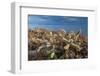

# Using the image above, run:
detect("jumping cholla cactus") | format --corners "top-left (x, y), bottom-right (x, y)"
top-left (28, 28), bottom-right (88, 60)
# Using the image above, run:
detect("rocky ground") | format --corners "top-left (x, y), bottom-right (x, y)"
top-left (28, 28), bottom-right (88, 60)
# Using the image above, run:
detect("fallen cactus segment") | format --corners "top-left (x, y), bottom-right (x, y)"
top-left (28, 28), bottom-right (88, 60)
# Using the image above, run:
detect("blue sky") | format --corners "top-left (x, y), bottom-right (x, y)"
top-left (28, 15), bottom-right (88, 36)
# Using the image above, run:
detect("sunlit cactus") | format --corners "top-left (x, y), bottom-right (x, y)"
top-left (28, 28), bottom-right (88, 60)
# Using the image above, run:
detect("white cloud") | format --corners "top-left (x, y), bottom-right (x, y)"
top-left (63, 17), bottom-right (78, 21)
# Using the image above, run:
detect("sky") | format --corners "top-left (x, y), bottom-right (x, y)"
top-left (28, 15), bottom-right (88, 36)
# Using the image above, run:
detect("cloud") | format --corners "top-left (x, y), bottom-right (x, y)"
top-left (63, 17), bottom-right (79, 21)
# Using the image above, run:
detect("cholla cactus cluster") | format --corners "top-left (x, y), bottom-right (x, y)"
top-left (28, 28), bottom-right (88, 60)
